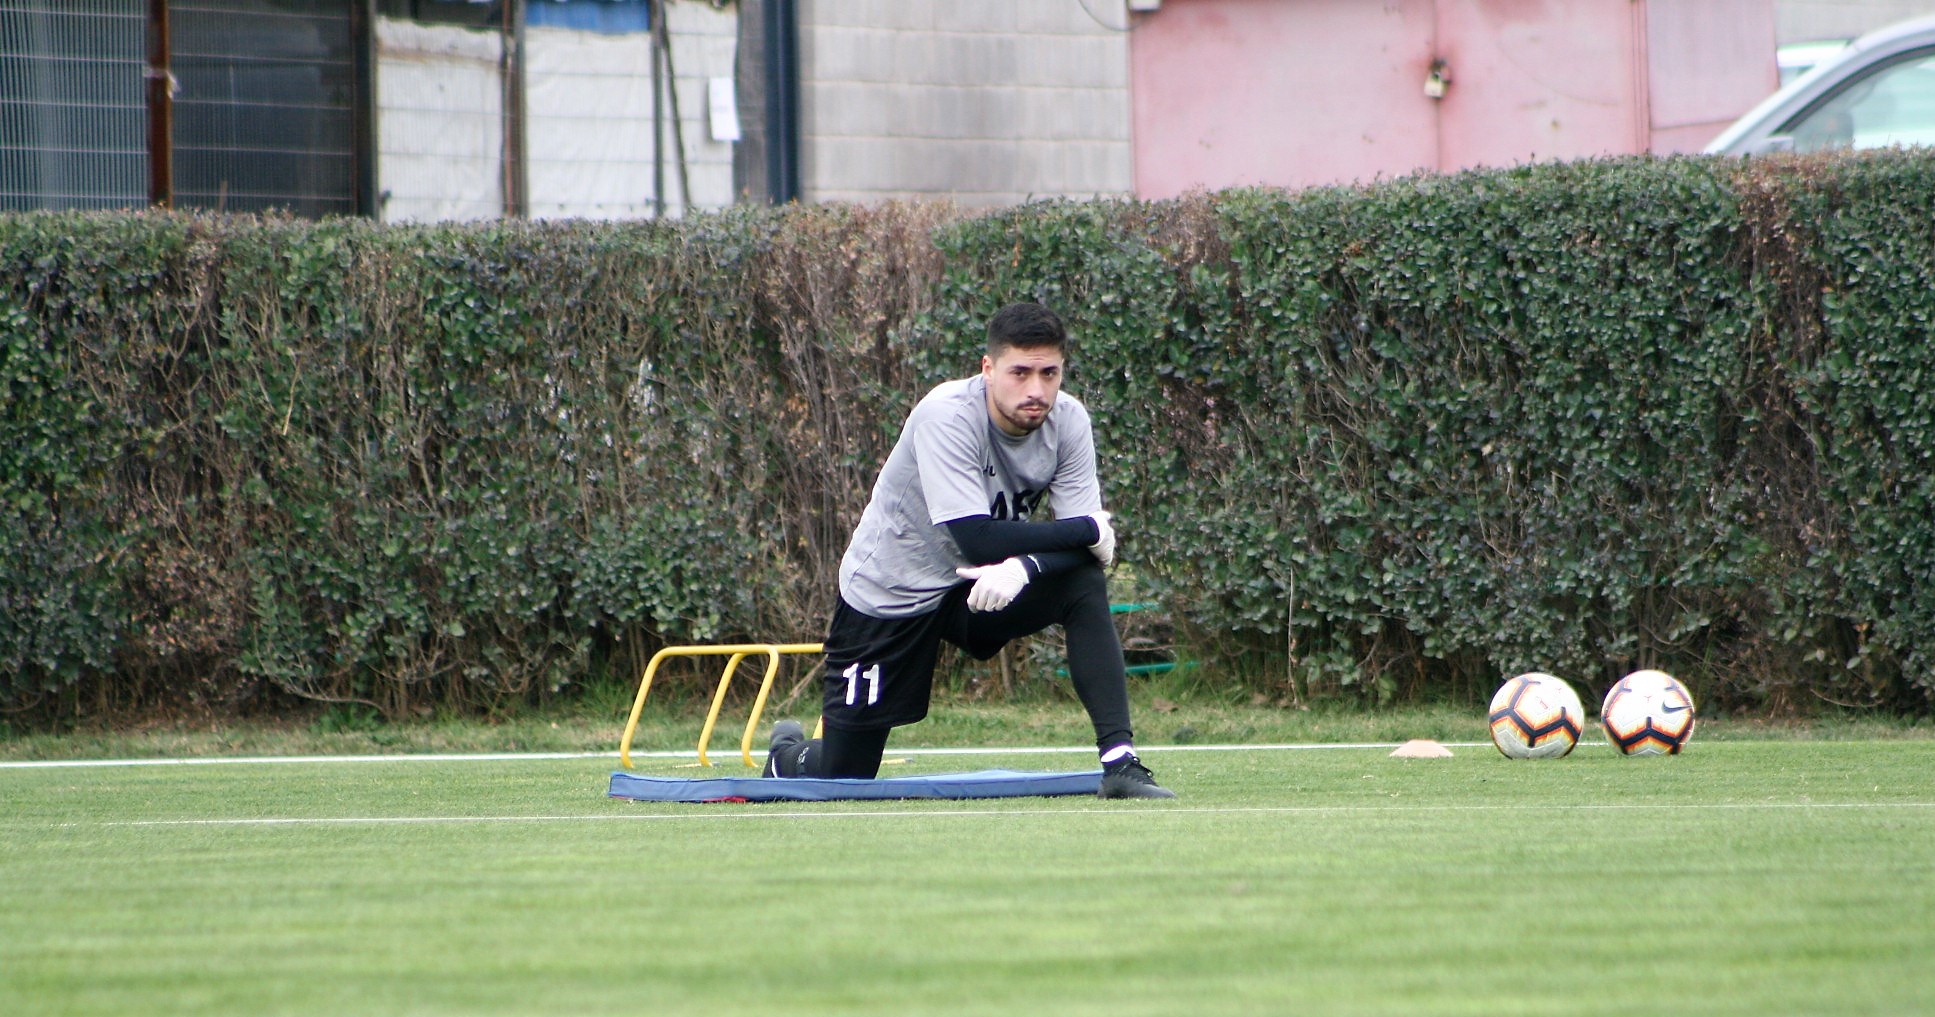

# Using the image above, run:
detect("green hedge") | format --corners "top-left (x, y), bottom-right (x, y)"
top-left (0, 204), bottom-right (948, 718)
top-left (4, 152), bottom-right (1934, 722)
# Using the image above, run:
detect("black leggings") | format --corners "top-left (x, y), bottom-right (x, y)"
top-left (803, 563), bottom-right (1132, 778)
top-left (801, 726), bottom-right (894, 779)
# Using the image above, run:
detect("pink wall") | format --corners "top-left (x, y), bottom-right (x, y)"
top-left (1131, 0), bottom-right (1439, 197)
top-left (1644, 0), bottom-right (1781, 153)
top-left (1131, 0), bottom-right (1777, 197)
top-left (1432, 0), bottom-right (1645, 168)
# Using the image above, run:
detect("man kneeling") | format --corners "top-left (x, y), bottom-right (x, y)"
top-left (764, 301), bottom-right (1173, 800)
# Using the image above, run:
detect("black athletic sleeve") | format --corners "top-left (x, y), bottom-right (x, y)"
top-left (942, 514), bottom-right (1100, 565)
top-left (1015, 549), bottom-right (1098, 581)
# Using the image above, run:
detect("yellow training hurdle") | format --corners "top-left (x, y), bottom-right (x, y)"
top-left (618, 642), bottom-right (824, 769)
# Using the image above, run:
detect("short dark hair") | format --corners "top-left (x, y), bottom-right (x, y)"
top-left (986, 302), bottom-right (1067, 358)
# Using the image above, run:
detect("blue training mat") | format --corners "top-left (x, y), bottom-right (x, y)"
top-left (608, 768), bottom-right (1102, 803)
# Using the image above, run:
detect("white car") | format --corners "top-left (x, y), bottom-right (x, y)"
top-left (1706, 14), bottom-right (1935, 155)
top-left (1778, 39), bottom-right (1849, 86)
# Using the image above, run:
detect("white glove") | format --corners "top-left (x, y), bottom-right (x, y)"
top-left (1088, 511), bottom-right (1116, 568)
top-left (956, 557), bottom-right (1031, 612)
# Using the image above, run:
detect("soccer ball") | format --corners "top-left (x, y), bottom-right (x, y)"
top-left (1600, 669), bottom-right (1696, 755)
top-left (1487, 672), bottom-right (1586, 759)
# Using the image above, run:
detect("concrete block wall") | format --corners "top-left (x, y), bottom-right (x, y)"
top-left (1777, 0), bottom-right (1934, 43)
top-left (525, 1), bottom-right (738, 219)
top-left (376, 18), bottom-right (505, 223)
top-left (663, 2), bottom-right (743, 211)
top-left (799, 0), bottom-right (1134, 206)
top-left (376, 1), bottom-right (737, 224)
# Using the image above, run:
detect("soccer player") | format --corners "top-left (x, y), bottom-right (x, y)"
top-left (763, 301), bottom-right (1173, 799)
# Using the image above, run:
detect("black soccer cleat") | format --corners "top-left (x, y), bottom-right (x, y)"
top-left (1098, 754), bottom-right (1176, 799)
top-left (762, 720), bottom-right (806, 778)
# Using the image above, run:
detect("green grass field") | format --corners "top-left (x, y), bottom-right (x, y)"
top-left (4, 731), bottom-right (1931, 1017)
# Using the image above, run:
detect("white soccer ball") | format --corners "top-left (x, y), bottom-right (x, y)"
top-left (1487, 672), bottom-right (1586, 759)
top-left (1600, 669), bottom-right (1696, 755)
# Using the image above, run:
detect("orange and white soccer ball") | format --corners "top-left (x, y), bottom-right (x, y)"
top-left (1600, 669), bottom-right (1697, 755)
top-left (1487, 672), bottom-right (1586, 759)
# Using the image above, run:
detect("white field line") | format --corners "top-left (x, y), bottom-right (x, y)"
top-left (0, 741), bottom-right (1523, 770)
top-left (0, 751), bottom-right (619, 769)
top-left (102, 800), bottom-right (1935, 829)
top-left (8, 742), bottom-right (1921, 828)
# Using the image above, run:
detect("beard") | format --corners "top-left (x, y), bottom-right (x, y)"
top-left (996, 400), bottom-right (1050, 434)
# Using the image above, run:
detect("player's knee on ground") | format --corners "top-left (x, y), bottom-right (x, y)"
top-left (812, 726), bottom-right (891, 779)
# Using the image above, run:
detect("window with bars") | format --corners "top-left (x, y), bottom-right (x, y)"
top-left (169, 0), bottom-right (360, 215)
top-left (0, 0), bottom-right (365, 217)
top-left (0, 0), bottom-right (147, 211)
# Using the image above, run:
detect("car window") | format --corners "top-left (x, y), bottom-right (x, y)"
top-left (1778, 40), bottom-right (1850, 86)
top-left (1779, 49), bottom-right (1935, 152)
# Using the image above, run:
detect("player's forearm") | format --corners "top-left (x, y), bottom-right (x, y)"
top-left (942, 515), bottom-right (1100, 565)
top-left (1015, 549), bottom-right (1098, 580)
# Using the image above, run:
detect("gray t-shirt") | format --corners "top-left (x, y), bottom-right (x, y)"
top-left (838, 375), bottom-right (1104, 618)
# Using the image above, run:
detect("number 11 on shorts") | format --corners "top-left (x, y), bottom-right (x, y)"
top-left (843, 662), bottom-right (881, 707)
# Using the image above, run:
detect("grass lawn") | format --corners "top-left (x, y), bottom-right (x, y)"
top-left (4, 710), bottom-right (1931, 1016)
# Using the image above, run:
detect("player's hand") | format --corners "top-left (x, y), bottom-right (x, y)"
top-left (956, 558), bottom-right (1030, 612)
top-left (1088, 511), bottom-right (1116, 568)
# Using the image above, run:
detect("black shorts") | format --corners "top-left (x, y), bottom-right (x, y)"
top-left (820, 568), bottom-right (1098, 731)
